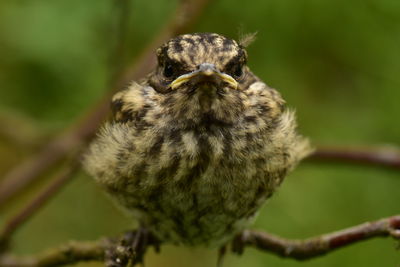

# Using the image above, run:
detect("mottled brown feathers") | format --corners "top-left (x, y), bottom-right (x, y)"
top-left (84, 33), bottom-right (311, 247)
top-left (149, 33), bottom-right (255, 93)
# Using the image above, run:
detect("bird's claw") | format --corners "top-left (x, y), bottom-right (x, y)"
top-left (105, 227), bottom-right (160, 267)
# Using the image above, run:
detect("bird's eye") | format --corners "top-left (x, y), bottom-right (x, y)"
top-left (163, 64), bottom-right (174, 78)
top-left (234, 65), bottom-right (243, 78)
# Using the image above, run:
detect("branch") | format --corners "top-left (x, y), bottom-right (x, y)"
top-left (0, 160), bottom-right (81, 251)
top-left (0, 240), bottom-right (107, 267)
top-left (233, 215), bottom-right (400, 260)
top-left (0, 0), bottom-right (215, 208)
top-left (0, 111), bottom-right (45, 148)
top-left (0, 100), bottom-right (108, 208)
top-left (118, 0), bottom-right (214, 86)
top-left (0, 215), bottom-right (398, 266)
top-left (309, 146), bottom-right (400, 170)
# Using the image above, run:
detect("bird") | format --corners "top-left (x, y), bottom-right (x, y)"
top-left (84, 32), bottom-right (311, 250)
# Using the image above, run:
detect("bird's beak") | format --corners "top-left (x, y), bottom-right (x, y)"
top-left (170, 63), bottom-right (238, 90)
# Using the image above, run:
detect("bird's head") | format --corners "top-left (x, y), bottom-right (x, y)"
top-left (147, 33), bottom-right (260, 126)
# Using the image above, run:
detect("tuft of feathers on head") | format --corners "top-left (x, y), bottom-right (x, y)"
top-left (238, 31), bottom-right (257, 47)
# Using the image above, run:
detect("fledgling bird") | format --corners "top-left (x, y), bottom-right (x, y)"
top-left (84, 33), bottom-right (311, 248)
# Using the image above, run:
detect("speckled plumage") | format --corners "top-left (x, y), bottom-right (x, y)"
top-left (84, 33), bottom-right (311, 247)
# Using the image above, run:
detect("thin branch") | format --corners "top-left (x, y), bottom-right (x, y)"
top-left (0, 160), bottom-right (81, 251)
top-left (233, 215), bottom-right (400, 260)
top-left (0, 0), bottom-right (215, 256)
top-left (0, 0), bottom-right (132, 208)
top-left (0, 0), bottom-right (214, 208)
top-left (118, 0), bottom-right (214, 87)
top-left (0, 240), bottom-right (107, 267)
top-left (2, 0), bottom-right (397, 263)
top-left (0, 111), bottom-right (45, 148)
top-left (104, 228), bottom-right (160, 267)
top-left (109, 0), bottom-right (131, 88)
top-left (309, 146), bottom-right (400, 170)
top-left (0, 99), bottom-right (108, 208)
top-left (0, 7), bottom-right (140, 253)
top-left (0, 215), bottom-right (398, 266)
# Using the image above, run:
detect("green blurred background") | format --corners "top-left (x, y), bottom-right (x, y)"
top-left (0, 0), bottom-right (399, 266)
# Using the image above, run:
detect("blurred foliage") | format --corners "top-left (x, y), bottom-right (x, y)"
top-left (0, 0), bottom-right (399, 266)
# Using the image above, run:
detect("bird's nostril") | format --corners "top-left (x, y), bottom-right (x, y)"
top-left (198, 63), bottom-right (218, 73)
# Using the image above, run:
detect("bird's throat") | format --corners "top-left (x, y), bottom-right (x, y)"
top-left (197, 84), bottom-right (216, 112)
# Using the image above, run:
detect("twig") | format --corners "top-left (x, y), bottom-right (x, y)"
top-left (0, 0), bottom-right (215, 256)
top-left (233, 215), bottom-right (400, 260)
top-left (0, 0), bottom-right (214, 209)
top-left (118, 0), bottom-right (214, 87)
top-left (0, 160), bottom-right (81, 251)
top-left (0, 0), bottom-right (133, 208)
top-left (0, 0), bottom-right (133, 252)
top-left (0, 0), bottom-right (132, 208)
top-left (0, 240), bottom-right (107, 267)
top-left (0, 215), bottom-right (398, 266)
top-left (105, 228), bottom-right (160, 267)
top-left (0, 99), bottom-right (109, 208)
top-left (309, 146), bottom-right (400, 170)
top-left (0, 111), bottom-right (45, 148)
top-left (109, 0), bottom-right (131, 88)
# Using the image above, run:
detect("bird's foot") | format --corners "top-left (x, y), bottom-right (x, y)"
top-left (217, 245), bottom-right (227, 267)
top-left (105, 227), bottom-right (160, 267)
top-left (217, 230), bottom-right (250, 267)
top-left (231, 230), bottom-right (249, 255)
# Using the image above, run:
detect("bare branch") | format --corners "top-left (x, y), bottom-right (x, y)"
top-left (117, 0), bottom-right (215, 87)
top-left (233, 215), bottom-right (400, 260)
top-left (0, 0), bottom-right (133, 208)
top-left (0, 111), bottom-right (45, 148)
top-left (0, 99), bottom-right (108, 208)
top-left (104, 228), bottom-right (160, 267)
top-left (0, 0), bottom-right (215, 208)
top-left (0, 215), bottom-right (398, 266)
top-left (1, 0), bottom-right (397, 265)
top-left (0, 160), bottom-right (81, 251)
top-left (0, 240), bottom-right (107, 267)
top-left (309, 146), bottom-right (400, 170)
top-left (109, 0), bottom-right (132, 87)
